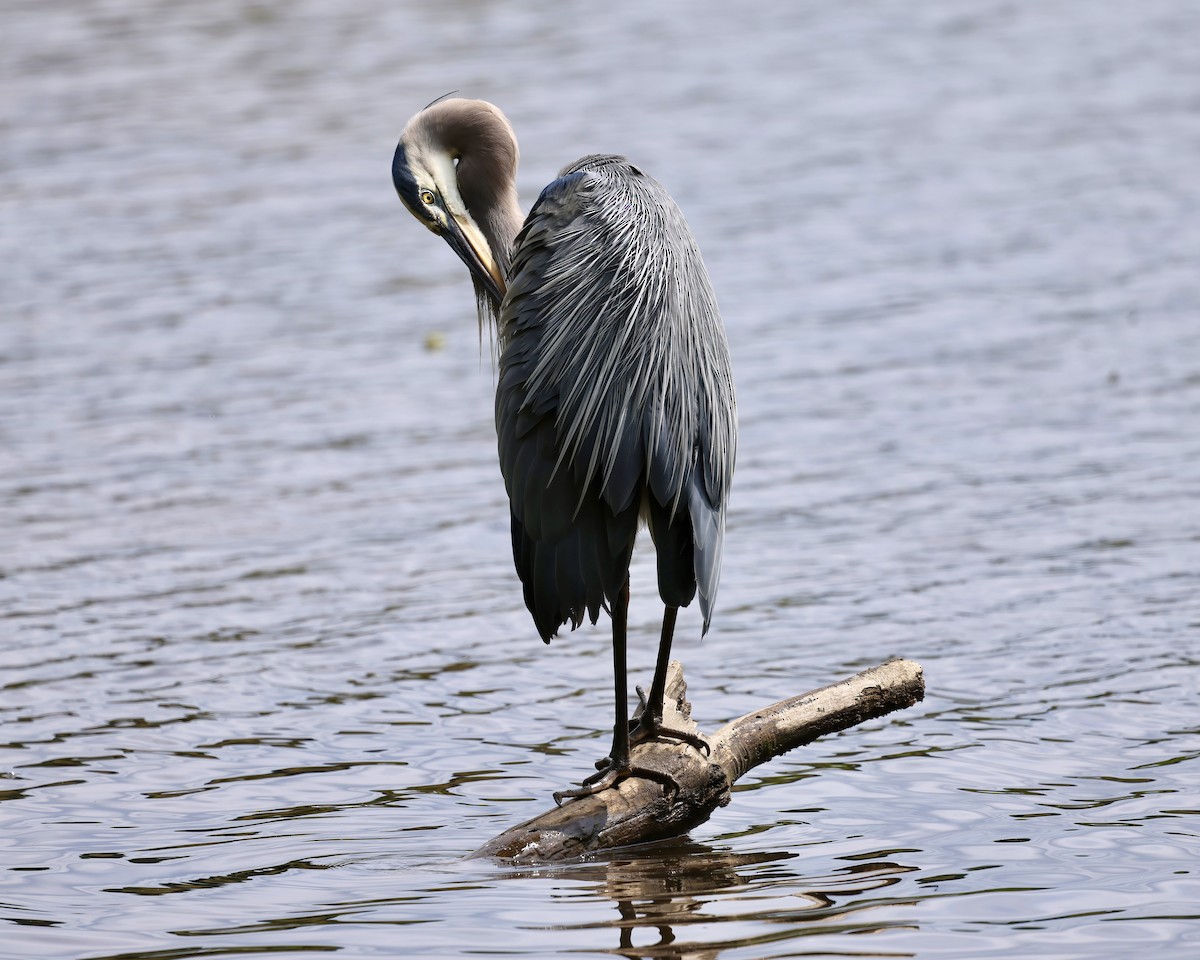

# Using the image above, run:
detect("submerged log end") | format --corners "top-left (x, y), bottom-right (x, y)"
top-left (472, 657), bottom-right (924, 863)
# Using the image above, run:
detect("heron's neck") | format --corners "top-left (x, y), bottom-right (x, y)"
top-left (479, 189), bottom-right (524, 286)
top-left (453, 125), bottom-right (523, 304)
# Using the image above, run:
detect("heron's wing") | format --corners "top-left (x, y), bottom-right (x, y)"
top-left (496, 156), bottom-right (736, 639)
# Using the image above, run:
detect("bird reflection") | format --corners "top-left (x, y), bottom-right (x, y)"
top-left (497, 837), bottom-right (918, 959)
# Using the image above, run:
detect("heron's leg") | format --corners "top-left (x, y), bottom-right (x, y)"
top-left (630, 605), bottom-right (708, 754)
top-left (554, 580), bottom-right (678, 804)
top-left (607, 576), bottom-right (633, 772)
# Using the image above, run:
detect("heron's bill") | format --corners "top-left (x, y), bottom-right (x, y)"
top-left (444, 212), bottom-right (506, 304)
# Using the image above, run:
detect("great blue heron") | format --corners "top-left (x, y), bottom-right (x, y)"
top-left (392, 98), bottom-right (736, 802)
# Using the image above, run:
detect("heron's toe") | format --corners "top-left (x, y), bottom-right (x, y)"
top-left (553, 759), bottom-right (681, 805)
top-left (630, 716), bottom-right (709, 755)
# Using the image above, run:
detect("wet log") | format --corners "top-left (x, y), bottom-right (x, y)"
top-left (472, 657), bottom-right (924, 863)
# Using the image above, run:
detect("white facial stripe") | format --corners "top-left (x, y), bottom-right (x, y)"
top-left (429, 151), bottom-right (465, 216)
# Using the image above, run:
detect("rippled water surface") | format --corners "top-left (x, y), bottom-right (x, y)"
top-left (3, 1), bottom-right (1199, 957)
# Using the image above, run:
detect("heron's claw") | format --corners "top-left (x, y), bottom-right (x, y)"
top-left (630, 685), bottom-right (709, 755)
top-left (554, 759), bottom-right (680, 806)
top-left (631, 719), bottom-right (709, 755)
top-left (553, 764), bottom-right (626, 805)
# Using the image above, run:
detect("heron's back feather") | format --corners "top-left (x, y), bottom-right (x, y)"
top-left (495, 155), bottom-right (736, 639)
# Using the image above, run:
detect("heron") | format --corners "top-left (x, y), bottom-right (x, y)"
top-left (392, 98), bottom-right (736, 802)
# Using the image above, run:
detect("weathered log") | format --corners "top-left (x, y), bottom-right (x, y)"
top-left (472, 657), bottom-right (924, 862)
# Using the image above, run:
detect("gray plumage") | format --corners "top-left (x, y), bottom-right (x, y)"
top-left (392, 98), bottom-right (736, 799)
top-left (498, 154), bottom-right (734, 638)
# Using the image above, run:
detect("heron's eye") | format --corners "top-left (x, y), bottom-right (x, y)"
top-left (420, 190), bottom-right (436, 205)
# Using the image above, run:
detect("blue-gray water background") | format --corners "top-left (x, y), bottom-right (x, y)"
top-left (2, 1), bottom-right (1199, 957)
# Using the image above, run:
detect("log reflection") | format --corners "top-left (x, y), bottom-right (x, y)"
top-left (501, 838), bottom-right (919, 958)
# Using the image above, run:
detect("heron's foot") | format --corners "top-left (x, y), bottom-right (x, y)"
top-left (629, 684), bottom-right (710, 755)
top-left (553, 758), bottom-right (680, 806)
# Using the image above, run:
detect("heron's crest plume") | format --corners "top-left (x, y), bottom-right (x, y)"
top-left (422, 90), bottom-right (459, 111)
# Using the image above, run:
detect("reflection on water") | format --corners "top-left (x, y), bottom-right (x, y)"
top-left (511, 843), bottom-right (920, 956)
top-left (3, 0), bottom-right (1200, 957)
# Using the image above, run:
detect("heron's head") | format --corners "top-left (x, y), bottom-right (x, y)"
top-left (392, 98), bottom-right (521, 311)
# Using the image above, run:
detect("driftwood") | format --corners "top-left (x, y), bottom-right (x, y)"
top-left (472, 657), bottom-right (924, 862)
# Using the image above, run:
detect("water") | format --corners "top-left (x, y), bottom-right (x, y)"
top-left (3, 0), bottom-right (1199, 956)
